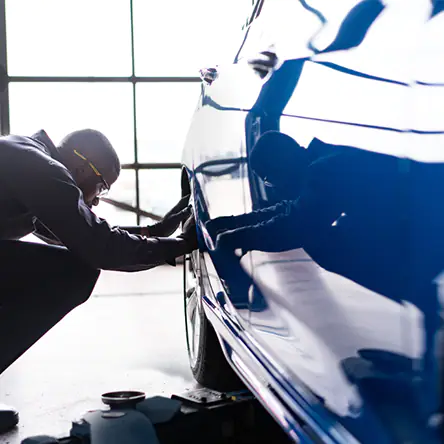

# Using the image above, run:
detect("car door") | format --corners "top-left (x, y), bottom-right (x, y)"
top-left (403, 6), bottom-right (444, 432)
top-left (182, 2), bottom-right (265, 325)
top-left (243, 1), bottom-right (439, 443)
top-left (190, 0), bottom-right (322, 325)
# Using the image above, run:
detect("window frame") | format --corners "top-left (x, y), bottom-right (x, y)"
top-left (0, 0), bottom-right (200, 224)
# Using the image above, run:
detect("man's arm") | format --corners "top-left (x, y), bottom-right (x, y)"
top-left (118, 226), bottom-right (146, 236)
top-left (34, 220), bottom-right (145, 247)
top-left (3, 147), bottom-right (195, 271)
top-left (33, 219), bottom-right (63, 245)
top-left (118, 195), bottom-right (192, 237)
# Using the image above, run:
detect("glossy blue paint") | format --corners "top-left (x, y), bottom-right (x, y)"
top-left (182, 1), bottom-right (443, 443)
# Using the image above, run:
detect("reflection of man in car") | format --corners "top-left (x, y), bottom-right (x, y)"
top-left (207, 131), bottom-right (442, 419)
top-left (205, 130), bottom-right (340, 304)
top-left (206, 130), bottom-right (404, 301)
top-left (340, 348), bottom-right (441, 442)
top-left (206, 130), bottom-right (350, 253)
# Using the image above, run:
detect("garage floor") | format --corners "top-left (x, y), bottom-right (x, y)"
top-left (0, 265), bottom-right (198, 443)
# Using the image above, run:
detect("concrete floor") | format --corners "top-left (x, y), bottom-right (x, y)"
top-left (0, 265), bottom-right (198, 443)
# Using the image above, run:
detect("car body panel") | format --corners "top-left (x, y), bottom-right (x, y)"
top-left (182, 1), bottom-right (443, 443)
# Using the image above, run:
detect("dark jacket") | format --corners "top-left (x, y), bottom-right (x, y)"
top-left (0, 130), bottom-right (189, 271)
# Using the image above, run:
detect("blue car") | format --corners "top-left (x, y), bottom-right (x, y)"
top-left (181, 1), bottom-right (444, 443)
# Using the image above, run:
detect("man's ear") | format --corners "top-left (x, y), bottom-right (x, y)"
top-left (70, 166), bottom-right (89, 190)
top-left (74, 166), bottom-right (86, 179)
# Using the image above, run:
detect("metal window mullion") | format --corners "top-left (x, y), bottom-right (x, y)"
top-left (0, 0), bottom-right (10, 135)
top-left (9, 76), bottom-right (200, 82)
top-left (122, 163), bottom-right (182, 170)
top-left (130, 0), bottom-right (141, 225)
top-left (132, 84), bottom-right (141, 225)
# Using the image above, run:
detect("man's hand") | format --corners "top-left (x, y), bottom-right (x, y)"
top-left (205, 216), bottom-right (238, 239)
top-left (178, 214), bottom-right (198, 251)
top-left (215, 228), bottom-right (252, 255)
top-left (215, 229), bottom-right (240, 252)
top-left (148, 194), bottom-right (191, 237)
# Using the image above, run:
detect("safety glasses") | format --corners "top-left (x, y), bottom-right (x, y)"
top-left (73, 149), bottom-right (110, 197)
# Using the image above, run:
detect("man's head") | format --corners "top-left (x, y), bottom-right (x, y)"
top-left (250, 131), bottom-right (308, 200)
top-left (57, 129), bottom-right (121, 207)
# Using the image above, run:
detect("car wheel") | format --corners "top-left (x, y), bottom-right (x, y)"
top-left (183, 251), bottom-right (243, 392)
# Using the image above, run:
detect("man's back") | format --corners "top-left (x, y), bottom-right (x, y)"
top-left (0, 132), bottom-right (60, 240)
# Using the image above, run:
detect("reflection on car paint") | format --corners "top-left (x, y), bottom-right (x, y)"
top-left (182, 1), bottom-right (444, 443)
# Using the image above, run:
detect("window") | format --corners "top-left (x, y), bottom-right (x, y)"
top-left (136, 83), bottom-right (200, 163)
top-left (5, 0), bottom-right (132, 76)
top-left (95, 170), bottom-right (138, 226)
top-left (133, 0), bottom-right (250, 76)
top-left (9, 83), bottom-right (134, 163)
top-left (139, 169), bottom-right (182, 222)
top-left (2, 0), bottom-right (252, 224)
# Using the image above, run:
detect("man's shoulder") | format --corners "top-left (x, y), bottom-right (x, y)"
top-left (0, 133), bottom-right (48, 155)
top-left (0, 134), bottom-right (72, 181)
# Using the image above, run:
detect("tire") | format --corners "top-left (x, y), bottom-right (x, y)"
top-left (183, 252), bottom-right (243, 392)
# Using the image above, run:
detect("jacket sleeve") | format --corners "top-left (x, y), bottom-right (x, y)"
top-left (33, 219), bottom-right (63, 245)
top-left (119, 226), bottom-right (143, 235)
top-left (3, 146), bottom-right (190, 271)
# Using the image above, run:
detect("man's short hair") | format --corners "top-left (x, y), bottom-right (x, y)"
top-left (58, 129), bottom-right (121, 186)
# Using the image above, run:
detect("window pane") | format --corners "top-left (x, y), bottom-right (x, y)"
top-left (94, 170), bottom-right (137, 226)
top-left (107, 169), bottom-right (137, 207)
top-left (5, 0), bottom-right (132, 76)
top-left (9, 83), bottom-right (135, 163)
top-left (136, 83), bottom-right (200, 163)
top-left (94, 203), bottom-right (137, 226)
top-left (133, 0), bottom-right (250, 76)
top-left (139, 169), bottom-right (181, 221)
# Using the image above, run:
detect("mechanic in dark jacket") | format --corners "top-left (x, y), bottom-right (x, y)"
top-left (0, 129), bottom-right (197, 432)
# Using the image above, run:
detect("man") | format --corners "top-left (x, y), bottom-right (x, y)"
top-left (0, 129), bottom-right (198, 432)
